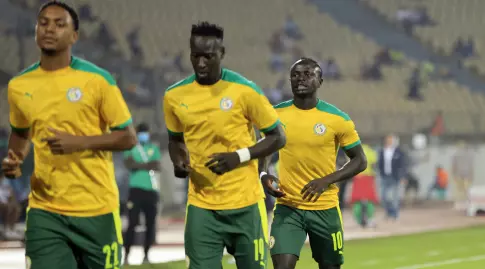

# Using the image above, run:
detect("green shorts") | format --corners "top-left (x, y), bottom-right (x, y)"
top-left (270, 204), bottom-right (344, 266)
top-left (185, 200), bottom-right (268, 269)
top-left (25, 208), bottom-right (123, 269)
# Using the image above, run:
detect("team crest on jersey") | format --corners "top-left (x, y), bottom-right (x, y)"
top-left (25, 256), bottom-right (31, 269)
top-left (313, 123), bottom-right (326, 135)
top-left (219, 97), bottom-right (233, 111)
top-left (269, 236), bottom-right (275, 249)
top-left (148, 148), bottom-right (154, 157)
top-left (66, 87), bottom-right (83, 102)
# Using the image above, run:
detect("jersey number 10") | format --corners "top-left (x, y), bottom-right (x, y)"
top-left (331, 231), bottom-right (343, 252)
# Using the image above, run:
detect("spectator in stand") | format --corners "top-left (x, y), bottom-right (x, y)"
top-left (269, 53), bottom-right (285, 73)
top-left (452, 37), bottom-right (466, 57)
top-left (375, 48), bottom-right (392, 65)
top-left (375, 48), bottom-right (404, 66)
top-left (408, 66), bottom-right (423, 101)
top-left (78, 4), bottom-right (95, 22)
top-left (415, 6), bottom-right (434, 26)
top-left (97, 22), bottom-right (115, 52)
top-left (464, 36), bottom-right (476, 57)
top-left (173, 51), bottom-right (187, 74)
top-left (429, 111), bottom-right (444, 145)
top-left (321, 58), bottom-right (341, 80)
top-left (454, 36), bottom-right (476, 58)
top-left (451, 141), bottom-right (475, 210)
top-left (127, 26), bottom-right (144, 63)
top-left (269, 30), bottom-right (286, 54)
top-left (361, 61), bottom-right (382, 80)
top-left (284, 15), bottom-right (303, 40)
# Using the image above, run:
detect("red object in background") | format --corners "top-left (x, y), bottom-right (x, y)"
top-left (437, 168), bottom-right (449, 188)
top-left (430, 113), bottom-right (444, 136)
top-left (350, 175), bottom-right (379, 204)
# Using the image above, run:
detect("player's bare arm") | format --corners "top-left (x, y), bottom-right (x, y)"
top-left (259, 154), bottom-right (286, 198)
top-left (124, 157), bottom-right (161, 171)
top-left (1, 129), bottom-right (31, 179)
top-left (168, 133), bottom-right (191, 178)
top-left (42, 125), bottom-right (137, 155)
top-left (205, 124), bottom-right (286, 175)
top-left (301, 144), bottom-right (367, 202)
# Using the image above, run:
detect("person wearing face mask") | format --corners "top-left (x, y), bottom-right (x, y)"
top-left (123, 123), bottom-right (162, 265)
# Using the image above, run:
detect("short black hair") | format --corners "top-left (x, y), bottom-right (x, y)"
top-left (38, 1), bottom-right (79, 31)
top-left (136, 123), bottom-right (150, 133)
top-left (191, 21), bottom-right (224, 40)
top-left (293, 57), bottom-right (323, 78)
top-left (296, 57), bottom-right (321, 69)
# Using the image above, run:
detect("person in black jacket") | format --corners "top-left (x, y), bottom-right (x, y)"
top-left (377, 135), bottom-right (406, 220)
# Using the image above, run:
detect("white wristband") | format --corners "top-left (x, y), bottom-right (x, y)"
top-left (260, 172), bottom-right (267, 180)
top-left (236, 148), bottom-right (251, 163)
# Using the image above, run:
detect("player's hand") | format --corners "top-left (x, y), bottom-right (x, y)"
top-left (261, 174), bottom-right (286, 198)
top-left (1, 150), bottom-right (23, 179)
top-left (205, 152), bottom-right (240, 175)
top-left (174, 161), bottom-right (191, 178)
top-left (42, 128), bottom-right (85, 155)
top-left (301, 177), bottom-right (332, 203)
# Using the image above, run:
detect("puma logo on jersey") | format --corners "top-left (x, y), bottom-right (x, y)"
top-left (24, 92), bottom-right (33, 99)
top-left (180, 103), bottom-right (189, 109)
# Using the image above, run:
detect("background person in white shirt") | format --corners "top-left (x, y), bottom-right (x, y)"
top-left (378, 135), bottom-right (407, 221)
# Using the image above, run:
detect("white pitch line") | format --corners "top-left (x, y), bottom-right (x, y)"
top-left (394, 255), bottom-right (485, 269)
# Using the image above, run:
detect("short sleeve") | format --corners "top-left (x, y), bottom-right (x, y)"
top-left (243, 87), bottom-right (280, 133)
top-left (8, 83), bottom-right (30, 131)
top-left (337, 119), bottom-right (361, 150)
top-left (99, 77), bottom-right (132, 130)
top-left (163, 93), bottom-right (183, 136)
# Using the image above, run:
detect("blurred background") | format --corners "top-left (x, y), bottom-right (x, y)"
top-left (0, 0), bottom-right (485, 268)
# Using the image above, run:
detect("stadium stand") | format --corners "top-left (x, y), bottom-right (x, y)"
top-left (1, 0), bottom-right (485, 136)
top-left (363, 0), bottom-right (485, 68)
top-left (73, 0), bottom-right (485, 136)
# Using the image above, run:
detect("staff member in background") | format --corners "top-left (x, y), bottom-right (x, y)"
top-left (123, 123), bottom-right (162, 265)
top-left (350, 143), bottom-right (378, 228)
top-left (451, 141), bottom-right (474, 210)
top-left (378, 134), bottom-right (406, 221)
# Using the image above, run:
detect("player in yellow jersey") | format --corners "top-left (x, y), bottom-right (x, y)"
top-left (260, 58), bottom-right (367, 269)
top-left (1, 2), bottom-right (136, 268)
top-left (163, 22), bottom-right (286, 269)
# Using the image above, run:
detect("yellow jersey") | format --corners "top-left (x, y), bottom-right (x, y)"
top-left (164, 69), bottom-right (280, 210)
top-left (275, 100), bottom-right (361, 210)
top-left (8, 57), bottom-right (132, 217)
